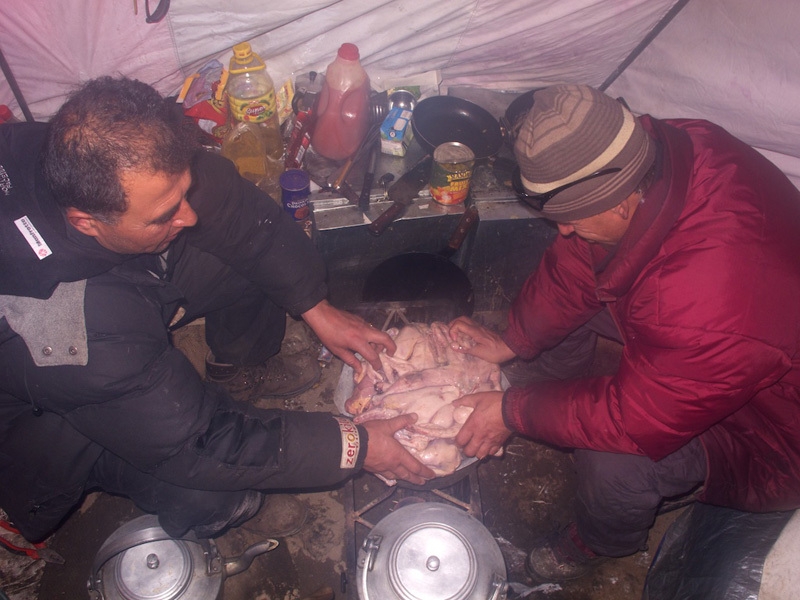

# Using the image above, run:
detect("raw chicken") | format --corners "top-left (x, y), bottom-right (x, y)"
top-left (345, 322), bottom-right (502, 477)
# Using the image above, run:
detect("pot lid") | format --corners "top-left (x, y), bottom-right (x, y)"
top-left (113, 538), bottom-right (194, 599)
top-left (88, 515), bottom-right (223, 600)
top-left (357, 503), bottom-right (507, 600)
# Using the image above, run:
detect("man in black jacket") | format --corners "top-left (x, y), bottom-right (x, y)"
top-left (0, 76), bottom-right (434, 542)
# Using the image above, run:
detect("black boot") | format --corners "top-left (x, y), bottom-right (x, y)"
top-left (526, 523), bottom-right (607, 582)
top-left (205, 351), bottom-right (321, 401)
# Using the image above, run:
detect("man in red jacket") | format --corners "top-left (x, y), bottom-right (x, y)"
top-left (449, 84), bottom-right (800, 582)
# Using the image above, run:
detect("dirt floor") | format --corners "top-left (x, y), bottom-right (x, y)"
top-left (0, 314), bottom-right (686, 600)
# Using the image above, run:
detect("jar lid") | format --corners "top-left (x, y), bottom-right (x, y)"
top-left (279, 169), bottom-right (310, 192)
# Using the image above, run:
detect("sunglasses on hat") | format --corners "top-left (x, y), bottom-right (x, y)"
top-left (512, 166), bottom-right (622, 211)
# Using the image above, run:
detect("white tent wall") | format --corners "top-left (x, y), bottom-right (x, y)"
top-left (1, 0), bottom-right (798, 190)
top-left (605, 0), bottom-right (800, 187)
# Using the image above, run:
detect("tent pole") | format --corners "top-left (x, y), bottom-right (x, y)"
top-left (0, 45), bottom-right (35, 122)
top-left (599, 0), bottom-right (691, 92)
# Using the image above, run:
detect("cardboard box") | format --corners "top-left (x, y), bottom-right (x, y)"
top-left (380, 106), bottom-right (415, 156)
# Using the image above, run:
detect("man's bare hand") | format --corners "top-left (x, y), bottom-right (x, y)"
top-left (302, 300), bottom-right (396, 372)
top-left (447, 316), bottom-right (516, 364)
top-left (453, 391), bottom-right (511, 459)
top-left (362, 414), bottom-right (436, 485)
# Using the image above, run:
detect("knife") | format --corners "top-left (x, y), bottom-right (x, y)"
top-left (329, 125), bottom-right (381, 205)
top-left (367, 154), bottom-right (433, 236)
top-left (336, 180), bottom-right (361, 205)
top-left (359, 142), bottom-right (379, 212)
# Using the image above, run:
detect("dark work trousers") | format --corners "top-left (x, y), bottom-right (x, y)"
top-left (536, 309), bottom-right (708, 557)
top-left (87, 452), bottom-right (257, 539)
top-left (574, 439), bottom-right (707, 557)
top-left (167, 241), bottom-right (286, 366)
top-left (86, 244), bottom-right (287, 538)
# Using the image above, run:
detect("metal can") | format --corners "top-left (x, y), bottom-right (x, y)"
top-left (280, 169), bottom-right (311, 221)
top-left (430, 142), bottom-right (475, 205)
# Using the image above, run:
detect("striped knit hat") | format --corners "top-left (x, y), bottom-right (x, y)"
top-left (514, 84), bottom-right (655, 222)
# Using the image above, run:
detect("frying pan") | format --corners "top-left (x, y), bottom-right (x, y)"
top-left (410, 96), bottom-right (503, 160)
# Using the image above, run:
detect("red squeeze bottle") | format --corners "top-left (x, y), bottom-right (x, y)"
top-left (312, 43), bottom-right (371, 161)
top-left (285, 93), bottom-right (319, 169)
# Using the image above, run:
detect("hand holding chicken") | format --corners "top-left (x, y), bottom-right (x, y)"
top-left (343, 321), bottom-right (504, 478)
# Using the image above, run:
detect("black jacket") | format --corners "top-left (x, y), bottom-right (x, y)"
top-left (0, 123), bottom-right (366, 540)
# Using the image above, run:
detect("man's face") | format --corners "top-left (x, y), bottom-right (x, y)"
top-left (90, 169), bottom-right (197, 254)
top-left (555, 191), bottom-right (641, 246)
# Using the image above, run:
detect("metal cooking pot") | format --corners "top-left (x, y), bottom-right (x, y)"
top-left (87, 515), bottom-right (278, 600)
top-left (356, 502), bottom-right (507, 600)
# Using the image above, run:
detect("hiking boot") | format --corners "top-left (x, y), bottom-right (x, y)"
top-left (526, 523), bottom-right (606, 582)
top-left (193, 489), bottom-right (265, 539)
top-left (238, 494), bottom-right (308, 538)
top-left (206, 351), bottom-right (321, 401)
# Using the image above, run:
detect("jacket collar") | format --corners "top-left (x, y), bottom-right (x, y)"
top-left (594, 116), bottom-right (694, 300)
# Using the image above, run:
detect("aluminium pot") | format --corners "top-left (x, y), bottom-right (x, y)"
top-left (86, 514), bottom-right (278, 600)
top-left (356, 502), bottom-right (508, 600)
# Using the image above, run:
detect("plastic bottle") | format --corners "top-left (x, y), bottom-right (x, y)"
top-left (221, 42), bottom-right (284, 200)
top-left (312, 43), bottom-right (371, 161)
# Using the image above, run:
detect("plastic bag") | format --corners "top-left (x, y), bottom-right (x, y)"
top-left (643, 503), bottom-right (793, 600)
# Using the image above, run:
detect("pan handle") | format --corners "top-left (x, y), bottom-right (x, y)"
top-left (367, 201), bottom-right (409, 236)
top-left (445, 204), bottom-right (480, 253)
top-left (367, 154), bottom-right (432, 236)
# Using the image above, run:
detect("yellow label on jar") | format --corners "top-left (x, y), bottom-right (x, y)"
top-left (228, 89), bottom-right (277, 123)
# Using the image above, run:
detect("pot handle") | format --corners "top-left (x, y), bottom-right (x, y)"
top-left (356, 534), bottom-right (383, 600)
top-left (487, 572), bottom-right (509, 600)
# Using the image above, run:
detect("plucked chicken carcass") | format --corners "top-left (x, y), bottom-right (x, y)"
top-left (344, 322), bottom-right (503, 477)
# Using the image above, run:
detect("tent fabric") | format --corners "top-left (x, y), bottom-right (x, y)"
top-left (1, 0), bottom-right (799, 187)
top-left (605, 0), bottom-right (800, 185)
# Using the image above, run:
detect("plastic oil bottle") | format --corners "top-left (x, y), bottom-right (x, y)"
top-left (222, 42), bottom-right (284, 200)
top-left (312, 43), bottom-right (371, 161)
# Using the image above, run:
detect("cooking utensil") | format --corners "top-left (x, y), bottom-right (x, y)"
top-left (87, 514), bottom-right (277, 600)
top-left (359, 141), bottom-right (379, 212)
top-left (388, 89), bottom-right (417, 112)
top-left (336, 180), bottom-right (361, 205)
top-left (411, 96), bottom-right (503, 161)
top-left (442, 203), bottom-right (479, 257)
top-left (327, 123), bottom-right (381, 204)
top-left (367, 154), bottom-right (433, 236)
top-left (356, 502), bottom-right (508, 600)
top-left (369, 90), bottom-right (390, 125)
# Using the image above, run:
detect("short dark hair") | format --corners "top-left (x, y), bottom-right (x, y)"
top-left (42, 76), bottom-right (200, 222)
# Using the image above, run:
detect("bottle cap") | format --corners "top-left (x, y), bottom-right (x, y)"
top-left (232, 42), bottom-right (254, 64)
top-left (338, 43), bottom-right (360, 61)
top-left (230, 42), bottom-right (266, 74)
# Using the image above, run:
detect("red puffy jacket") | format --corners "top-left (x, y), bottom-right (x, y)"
top-left (502, 116), bottom-right (800, 512)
